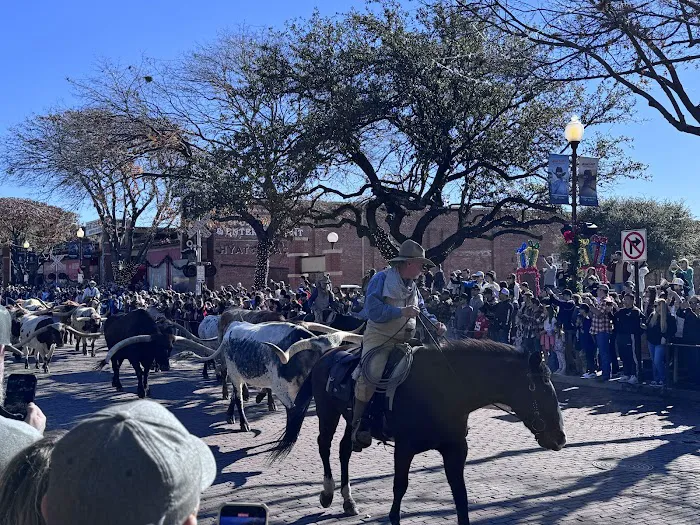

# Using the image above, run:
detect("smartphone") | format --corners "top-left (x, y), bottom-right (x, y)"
top-left (218, 503), bottom-right (268, 525)
top-left (4, 373), bottom-right (37, 418)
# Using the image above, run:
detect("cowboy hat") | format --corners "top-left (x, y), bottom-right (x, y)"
top-left (388, 240), bottom-right (435, 267)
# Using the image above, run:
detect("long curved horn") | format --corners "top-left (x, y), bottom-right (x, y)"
top-left (15, 323), bottom-right (65, 348)
top-left (170, 336), bottom-right (216, 357)
top-left (52, 306), bottom-right (80, 318)
top-left (73, 316), bottom-right (93, 322)
top-left (65, 326), bottom-right (101, 339)
top-left (286, 332), bottom-right (365, 360)
top-left (31, 308), bottom-right (57, 316)
top-left (262, 342), bottom-right (290, 365)
top-left (160, 319), bottom-right (217, 343)
top-left (6, 345), bottom-right (24, 357)
top-left (94, 335), bottom-right (153, 370)
top-left (300, 322), bottom-right (340, 334)
top-left (196, 341), bottom-right (226, 362)
top-left (350, 322), bottom-right (366, 334)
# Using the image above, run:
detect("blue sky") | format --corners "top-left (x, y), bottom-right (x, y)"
top-left (1, 0), bottom-right (698, 221)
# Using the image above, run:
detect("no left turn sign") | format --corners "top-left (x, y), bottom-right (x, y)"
top-left (621, 229), bottom-right (647, 262)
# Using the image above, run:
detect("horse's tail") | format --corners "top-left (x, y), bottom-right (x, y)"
top-left (268, 373), bottom-right (314, 463)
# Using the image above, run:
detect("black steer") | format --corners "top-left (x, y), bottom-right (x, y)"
top-left (96, 310), bottom-right (176, 398)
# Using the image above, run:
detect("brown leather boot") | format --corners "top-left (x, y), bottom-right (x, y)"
top-left (351, 399), bottom-right (372, 452)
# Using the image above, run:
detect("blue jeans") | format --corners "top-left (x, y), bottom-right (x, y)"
top-left (614, 283), bottom-right (624, 294)
top-left (648, 343), bottom-right (665, 384)
top-left (581, 334), bottom-right (596, 373)
top-left (596, 332), bottom-right (612, 379)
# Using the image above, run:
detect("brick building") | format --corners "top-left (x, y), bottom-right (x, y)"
top-left (209, 214), bottom-right (563, 289)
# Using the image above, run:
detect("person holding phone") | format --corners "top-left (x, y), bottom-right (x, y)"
top-left (1, 303), bottom-right (47, 476)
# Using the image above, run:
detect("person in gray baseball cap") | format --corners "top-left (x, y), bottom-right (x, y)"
top-left (42, 400), bottom-right (217, 525)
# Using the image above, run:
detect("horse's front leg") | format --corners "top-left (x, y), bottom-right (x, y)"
top-left (440, 440), bottom-right (469, 525)
top-left (339, 420), bottom-right (358, 516)
top-left (389, 441), bottom-right (415, 525)
top-left (318, 410), bottom-right (340, 508)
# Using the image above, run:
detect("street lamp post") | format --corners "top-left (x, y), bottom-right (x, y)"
top-left (22, 240), bottom-right (30, 284)
top-left (565, 116), bottom-right (585, 289)
top-left (76, 226), bottom-right (89, 282)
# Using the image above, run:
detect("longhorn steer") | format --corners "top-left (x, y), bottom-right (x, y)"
top-left (70, 306), bottom-right (102, 356)
top-left (201, 309), bottom-right (286, 400)
top-left (8, 314), bottom-right (98, 373)
top-left (95, 309), bottom-right (212, 399)
top-left (195, 321), bottom-right (362, 431)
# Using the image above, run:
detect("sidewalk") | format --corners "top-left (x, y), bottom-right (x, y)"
top-left (552, 373), bottom-right (700, 402)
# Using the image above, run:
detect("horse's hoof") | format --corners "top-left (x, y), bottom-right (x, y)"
top-left (137, 390), bottom-right (146, 399)
top-left (268, 403), bottom-right (278, 412)
top-left (240, 421), bottom-right (251, 432)
top-left (146, 388), bottom-right (151, 397)
top-left (227, 416), bottom-right (235, 425)
top-left (319, 491), bottom-right (334, 508)
top-left (343, 500), bottom-right (359, 516)
top-left (24, 363), bottom-right (29, 370)
top-left (82, 349), bottom-right (87, 356)
top-left (116, 385), bottom-right (123, 392)
top-left (389, 513), bottom-right (400, 525)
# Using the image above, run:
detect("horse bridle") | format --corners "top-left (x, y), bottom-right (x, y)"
top-left (526, 371), bottom-right (547, 435)
top-left (492, 367), bottom-right (547, 436)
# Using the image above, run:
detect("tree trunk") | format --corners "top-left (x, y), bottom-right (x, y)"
top-left (254, 237), bottom-right (271, 290)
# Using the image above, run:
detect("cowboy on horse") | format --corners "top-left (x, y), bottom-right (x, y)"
top-left (352, 240), bottom-right (447, 451)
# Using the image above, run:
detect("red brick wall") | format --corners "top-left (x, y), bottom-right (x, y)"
top-left (209, 215), bottom-right (563, 289)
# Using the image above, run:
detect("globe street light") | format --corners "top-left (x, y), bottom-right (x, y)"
top-left (23, 240), bottom-right (30, 249)
top-left (327, 231), bottom-right (339, 249)
top-left (565, 115), bottom-right (585, 288)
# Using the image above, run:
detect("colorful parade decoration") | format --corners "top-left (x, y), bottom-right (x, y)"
top-left (588, 235), bottom-right (608, 266)
top-left (579, 238), bottom-right (590, 266)
top-left (516, 242), bottom-right (528, 269)
top-left (515, 239), bottom-right (541, 297)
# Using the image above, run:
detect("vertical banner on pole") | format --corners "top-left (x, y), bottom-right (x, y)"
top-left (577, 157), bottom-right (599, 206)
top-left (548, 154), bottom-right (571, 205)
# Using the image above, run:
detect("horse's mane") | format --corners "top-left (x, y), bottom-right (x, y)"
top-left (439, 338), bottom-right (525, 358)
top-left (439, 339), bottom-right (551, 378)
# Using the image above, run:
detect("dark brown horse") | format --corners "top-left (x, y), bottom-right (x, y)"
top-left (270, 339), bottom-right (566, 524)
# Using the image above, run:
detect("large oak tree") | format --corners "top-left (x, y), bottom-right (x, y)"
top-left (463, 0), bottom-right (700, 136)
top-left (265, 1), bottom-right (644, 262)
top-left (2, 108), bottom-right (183, 282)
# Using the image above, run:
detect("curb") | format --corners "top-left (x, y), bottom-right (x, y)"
top-left (552, 374), bottom-right (700, 402)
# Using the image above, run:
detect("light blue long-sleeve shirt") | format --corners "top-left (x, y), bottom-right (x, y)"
top-left (360, 270), bottom-right (436, 324)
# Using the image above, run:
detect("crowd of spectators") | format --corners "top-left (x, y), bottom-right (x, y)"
top-left (3, 253), bottom-right (699, 388)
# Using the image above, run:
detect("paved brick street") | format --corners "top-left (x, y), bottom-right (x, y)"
top-left (8, 341), bottom-right (700, 524)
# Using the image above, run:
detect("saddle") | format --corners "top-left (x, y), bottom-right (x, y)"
top-left (326, 345), bottom-right (415, 443)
